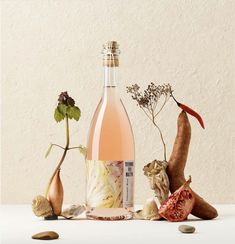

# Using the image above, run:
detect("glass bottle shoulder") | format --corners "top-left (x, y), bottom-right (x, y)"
top-left (87, 87), bottom-right (134, 160)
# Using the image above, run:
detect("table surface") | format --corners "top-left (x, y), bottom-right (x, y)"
top-left (1, 204), bottom-right (235, 244)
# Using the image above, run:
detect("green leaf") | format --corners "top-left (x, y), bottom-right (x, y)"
top-left (45, 144), bottom-right (53, 158)
top-left (67, 106), bottom-right (81, 121)
top-left (72, 106), bottom-right (81, 121)
top-left (78, 145), bottom-right (87, 158)
top-left (58, 104), bottom-right (67, 116)
top-left (66, 106), bottom-right (74, 119)
top-left (54, 107), bottom-right (65, 122)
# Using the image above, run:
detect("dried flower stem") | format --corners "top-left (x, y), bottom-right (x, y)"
top-left (140, 107), bottom-right (166, 161)
top-left (127, 83), bottom-right (172, 161)
top-left (153, 121), bottom-right (166, 161)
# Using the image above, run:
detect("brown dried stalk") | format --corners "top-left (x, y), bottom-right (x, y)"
top-left (127, 83), bottom-right (172, 161)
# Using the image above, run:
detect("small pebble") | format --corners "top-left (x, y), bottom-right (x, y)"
top-left (178, 225), bottom-right (196, 234)
top-left (32, 231), bottom-right (59, 240)
top-left (44, 215), bottom-right (58, 220)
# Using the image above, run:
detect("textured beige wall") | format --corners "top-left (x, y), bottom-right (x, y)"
top-left (1, 0), bottom-right (235, 204)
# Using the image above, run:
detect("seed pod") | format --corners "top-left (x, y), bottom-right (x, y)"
top-left (47, 169), bottom-right (64, 216)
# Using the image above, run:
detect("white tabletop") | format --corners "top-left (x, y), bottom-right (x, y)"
top-left (1, 204), bottom-right (235, 244)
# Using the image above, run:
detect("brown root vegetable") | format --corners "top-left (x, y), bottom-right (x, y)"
top-left (167, 111), bottom-right (218, 219)
top-left (47, 169), bottom-right (64, 216)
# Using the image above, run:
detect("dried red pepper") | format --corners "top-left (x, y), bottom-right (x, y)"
top-left (171, 93), bottom-right (205, 129)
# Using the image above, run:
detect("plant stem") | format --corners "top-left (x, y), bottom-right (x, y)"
top-left (51, 144), bottom-right (65, 150)
top-left (170, 92), bottom-right (180, 105)
top-left (154, 96), bottom-right (167, 118)
top-left (65, 115), bottom-right (70, 147)
top-left (152, 120), bottom-right (167, 161)
top-left (45, 115), bottom-right (70, 197)
top-left (68, 146), bottom-right (83, 150)
top-left (141, 107), bottom-right (167, 161)
top-left (141, 107), bottom-right (152, 121)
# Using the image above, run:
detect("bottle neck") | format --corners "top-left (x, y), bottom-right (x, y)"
top-left (104, 66), bottom-right (118, 87)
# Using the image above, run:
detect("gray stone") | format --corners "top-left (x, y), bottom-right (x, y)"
top-left (178, 225), bottom-right (196, 233)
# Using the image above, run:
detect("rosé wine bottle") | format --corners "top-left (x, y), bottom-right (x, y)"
top-left (86, 41), bottom-right (135, 219)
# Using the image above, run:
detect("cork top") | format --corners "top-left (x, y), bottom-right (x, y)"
top-left (102, 41), bottom-right (120, 67)
top-left (102, 41), bottom-right (120, 55)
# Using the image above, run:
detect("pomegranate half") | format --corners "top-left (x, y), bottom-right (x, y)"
top-left (159, 176), bottom-right (195, 222)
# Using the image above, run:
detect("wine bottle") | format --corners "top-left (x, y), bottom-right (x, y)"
top-left (86, 41), bottom-right (135, 216)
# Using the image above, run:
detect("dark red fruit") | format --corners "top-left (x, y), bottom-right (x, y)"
top-left (159, 176), bottom-right (195, 222)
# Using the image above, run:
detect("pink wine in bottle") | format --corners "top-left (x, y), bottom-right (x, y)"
top-left (86, 41), bottom-right (135, 217)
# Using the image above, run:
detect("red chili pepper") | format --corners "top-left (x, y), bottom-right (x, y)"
top-left (171, 93), bottom-right (205, 129)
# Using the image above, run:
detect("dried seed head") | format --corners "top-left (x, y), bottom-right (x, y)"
top-left (126, 83), bottom-right (172, 110)
top-left (58, 91), bottom-right (75, 107)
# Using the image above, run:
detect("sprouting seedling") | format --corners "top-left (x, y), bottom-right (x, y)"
top-left (126, 83), bottom-right (172, 161)
top-left (44, 91), bottom-right (86, 197)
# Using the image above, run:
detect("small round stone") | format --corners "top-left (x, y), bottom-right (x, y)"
top-left (44, 214), bottom-right (58, 220)
top-left (32, 231), bottom-right (59, 240)
top-left (178, 225), bottom-right (196, 233)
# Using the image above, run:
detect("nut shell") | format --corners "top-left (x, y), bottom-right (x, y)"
top-left (32, 195), bottom-right (53, 217)
top-left (134, 198), bottom-right (161, 220)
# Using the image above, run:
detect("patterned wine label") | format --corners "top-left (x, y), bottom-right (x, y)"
top-left (86, 160), bottom-right (134, 208)
top-left (123, 161), bottom-right (134, 208)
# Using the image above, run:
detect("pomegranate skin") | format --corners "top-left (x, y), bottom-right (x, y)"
top-left (159, 177), bottom-right (195, 222)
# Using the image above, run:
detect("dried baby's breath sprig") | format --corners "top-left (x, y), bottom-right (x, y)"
top-left (127, 83), bottom-right (172, 161)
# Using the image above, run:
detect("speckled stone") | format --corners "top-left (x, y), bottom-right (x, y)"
top-left (178, 225), bottom-right (196, 233)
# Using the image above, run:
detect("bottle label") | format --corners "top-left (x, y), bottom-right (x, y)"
top-left (123, 161), bottom-right (134, 208)
top-left (86, 160), bottom-right (134, 208)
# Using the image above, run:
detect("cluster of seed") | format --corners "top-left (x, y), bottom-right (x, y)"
top-left (126, 83), bottom-right (172, 110)
top-left (58, 91), bottom-right (75, 107)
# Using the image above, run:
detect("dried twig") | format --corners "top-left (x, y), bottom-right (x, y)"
top-left (126, 83), bottom-right (172, 161)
